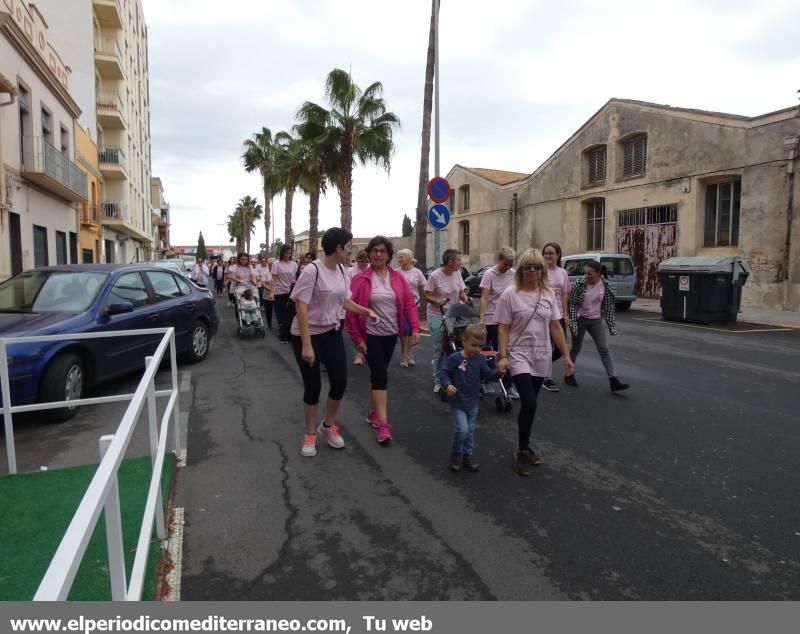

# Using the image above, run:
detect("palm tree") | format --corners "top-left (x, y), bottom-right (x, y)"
top-left (294, 105), bottom-right (333, 253)
top-left (299, 68), bottom-right (400, 231)
top-left (228, 195), bottom-right (263, 254)
top-left (242, 128), bottom-right (281, 250)
top-left (414, 0), bottom-right (437, 270)
top-left (274, 131), bottom-right (305, 247)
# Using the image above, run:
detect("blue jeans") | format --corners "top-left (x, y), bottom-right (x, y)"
top-left (450, 403), bottom-right (478, 455)
top-left (429, 315), bottom-right (445, 385)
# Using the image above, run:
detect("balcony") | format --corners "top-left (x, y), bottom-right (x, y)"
top-left (82, 204), bottom-right (100, 226)
top-left (94, 34), bottom-right (125, 80)
top-left (96, 91), bottom-right (126, 130)
top-left (102, 201), bottom-right (153, 243)
top-left (93, 0), bottom-right (123, 29)
top-left (98, 145), bottom-right (127, 179)
top-left (21, 136), bottom-right (88, 203)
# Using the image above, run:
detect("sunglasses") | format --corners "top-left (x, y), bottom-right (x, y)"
top-left (520, 263), bottom-right (544, 272)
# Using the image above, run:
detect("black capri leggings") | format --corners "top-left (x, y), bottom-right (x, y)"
top-left (512, 374), bottom-right (544, 451)
top-left (274, 293), bottom-right (292, 340)
top-left (291, 329), bottom-right (348, 405)
top-left (365, 334), bottom-right (397, 390)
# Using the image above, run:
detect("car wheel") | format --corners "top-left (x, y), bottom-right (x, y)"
top-left (186, 321), bottom-right (210, 363)
top-left (40, 353), bottom-right (84, 422)
top-left (617, 301), bottom-right (632, 312)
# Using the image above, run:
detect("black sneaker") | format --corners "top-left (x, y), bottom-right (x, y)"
top-left (524, 448), bottom-right (542, 466)
top-left (462, 454), bottom-right (479, 472)
top-left (542, 378), bottom-right (559, 392)
top-left (512, 451), bottom-right (530, 476)
top-left (610, 376), bottom-right (630, 392)
top-left (449, 451), bottom-right (462, 472)
top-left (564, 374), bottom-right (578, 387)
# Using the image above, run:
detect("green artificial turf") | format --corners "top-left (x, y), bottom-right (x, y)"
top-left (0, 453), bottom-right (175, 601)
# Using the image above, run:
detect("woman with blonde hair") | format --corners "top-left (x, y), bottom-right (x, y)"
top-left (495, 248), bottom-right (575, 476)
top-left (395, 248), bottom-right (427, 367)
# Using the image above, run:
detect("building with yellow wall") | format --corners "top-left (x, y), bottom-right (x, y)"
top-left (75, 124), bottom-right (102, 262)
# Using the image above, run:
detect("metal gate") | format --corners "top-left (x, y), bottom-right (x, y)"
top-left (616, 205), bottom-right (677, 298)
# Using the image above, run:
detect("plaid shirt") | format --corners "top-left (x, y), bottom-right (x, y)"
top-left (568, 278), bottom-right (617, 336)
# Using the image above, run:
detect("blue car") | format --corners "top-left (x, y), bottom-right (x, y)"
top-left (0, 264), bottom-right (219, 421)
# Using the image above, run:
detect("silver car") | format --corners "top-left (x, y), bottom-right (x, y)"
top-left (562, 253), bottom-right (636, 311)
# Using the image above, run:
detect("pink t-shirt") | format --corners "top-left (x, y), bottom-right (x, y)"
top-left (290, 262), bottom-right (347, 336)
top-left (257, 265), bottom-right (272, 286)
top-left (396, 266), bottom-right (427, 305)
top-left (424, 268), bottom-right (466, 318)
top-left (579, 281), bottom-right (605, 320)
top-left (272, 260), bottom-right (298, 295)
top-left (479, 266), bottom-right (515, 325)
top-left (231, 265), bottom-right (256, 288)
top-left (494, 286), bottom-right (562, 377)
top-left (366, 272), bottom-right (398, 337)
top-left (547, 266), bottom-right (571, 312)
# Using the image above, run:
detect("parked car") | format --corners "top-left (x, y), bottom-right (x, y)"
top-left (146, 259), bottom-right (192, 280)
top-left (423, 265), bottom-right (471, 281)
top-left (562, 253), bottom-right (637, 310)
top-left (0, 264), bottom-right (219, 421)
top-left (465, 264), bottom-right (494, 297)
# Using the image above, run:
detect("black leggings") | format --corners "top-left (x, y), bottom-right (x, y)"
top-left (262, 299), bottom-right (274, 328)
top-left (291, 329), bottom-right (348, 405)
top-left (274, 293), bottom-right (292, 340)
top-left (512, 374), bottom-right (544, 451)
top-left (365, 335), bottom-right (397, 390)
top-left (551, 318), bottom-right (568, 362)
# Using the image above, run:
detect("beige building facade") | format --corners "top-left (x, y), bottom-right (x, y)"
top-left (445, 99), bottom-right (800, 310)
top-left (0, 0), bottom-right (87, 279)
top-left (75, 123), bottom-right (102, 262)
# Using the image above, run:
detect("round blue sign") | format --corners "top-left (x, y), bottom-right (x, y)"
top-left (428, 204), bottom-right (451, 230)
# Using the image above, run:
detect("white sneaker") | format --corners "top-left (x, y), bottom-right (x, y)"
top-left (301, 433), bottom-right (317, 457)
top-left (317, 421), bottom-right (344, 449)
top-left (508, 385), bottom-right (520, 400)
top-left (434, 384), bottom-right (442, 393)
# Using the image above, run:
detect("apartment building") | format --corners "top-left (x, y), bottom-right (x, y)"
top-left (38, 0), bottom-right (154, 264)
top-left (75, 123), bottom-right (102, 262)
top-left (150, 176), bottom-right (170, 255)
top-left (0, 1), bottom-right (88, 280)
top-left (443, 99), bottom-right (800, 311)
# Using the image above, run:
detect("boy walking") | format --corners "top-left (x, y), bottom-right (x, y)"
top-left (440, 324), bottom-right (495, 472)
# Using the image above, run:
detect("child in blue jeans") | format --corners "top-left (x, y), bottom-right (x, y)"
top-left (440, 324), bottom-right (496, 472)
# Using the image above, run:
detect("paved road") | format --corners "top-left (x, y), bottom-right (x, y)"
top-left (170, 298), bottom-right (800, 600)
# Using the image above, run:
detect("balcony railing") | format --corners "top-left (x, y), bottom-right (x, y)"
top-left (96, 91), bottom-right (126, 122)
top-left (94, 34), bottom-right (122, 59)
top-left (98, 146), bottom-right (127, 172)
top-left (21, 136), bottom-right (88, 201)
top-left (102, 201), bottom-right (129, 222)
top-left (82, 204), bottom-right (100, 225)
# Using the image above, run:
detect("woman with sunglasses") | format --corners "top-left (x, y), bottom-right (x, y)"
top-left (565, 260), bottom-right (630, 392)
top-left (541, 242), bottom-right (571, 392)
top-left (346, 236), bottom-right (419, 444)
top-left (495, 248), bottom-right (574, 476)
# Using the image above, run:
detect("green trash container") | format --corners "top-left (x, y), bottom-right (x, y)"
top-left (657, 256), bottom-right (750, 325)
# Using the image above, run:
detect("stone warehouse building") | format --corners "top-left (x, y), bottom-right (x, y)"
top-left (443, 99), bottom-right (800, 311)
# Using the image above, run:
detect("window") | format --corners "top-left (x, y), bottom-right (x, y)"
top-left (33, 226), bottom-right (49, 267)
top-left (41, 107), bottom-right (53, 144)
top-left (623, 135), bottom-right (647, 177)
top-left (56, 231), bottom-right (68, 265)
top-left (460, 185), bottom-right (470, 212)
top-left (460, 221), bottom-right (470, 255)
top-left (106, 272), bottom-right (149, 308)
top-left (82, 248), bottom-right (94, 263)
top-left (104, 239), bottom-right (115, 263)
top-left (175, 276), bottom-right (191, 296)
top-left (69, 232), bottom-right (78, 264)
top-left (618, 205), bottom-right (677, 227)
top-left (60, 125), bottom-right (69, 155)
top-left (600, 257), bottom-right (635, 276)
top-left (588, 146), bottom-right (607, 183)
top-left (586, 200), bottom-right (605, 250)
top-left (145, 271), bottom-right (181, 301)
top-left (18, 84), bottom-right (31, 163)
top-left (564, 258), bottom-right (597, 276)
top-left (704, 179), bottom-right (741, 247)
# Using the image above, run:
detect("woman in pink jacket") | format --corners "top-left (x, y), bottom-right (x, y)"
top-left (346, 236), bottom-right (420, 444)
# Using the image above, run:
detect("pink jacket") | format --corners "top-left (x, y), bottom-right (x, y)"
top-left (346, 268), bottom-right (420, 345)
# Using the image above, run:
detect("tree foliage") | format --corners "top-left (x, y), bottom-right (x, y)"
top-left (402, 214), bottom-right (413, 237)
top-left (196, 232), bottom-right (207, 259)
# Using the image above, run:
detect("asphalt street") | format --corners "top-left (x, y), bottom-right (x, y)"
top-left (8, 296), bottom-right (800, 600)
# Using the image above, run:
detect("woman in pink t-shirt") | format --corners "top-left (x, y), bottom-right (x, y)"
top-left (347, 237), bottom-right (420, 444)
top-left (541, 242), bottom-right (571, 392)
top-left (272, 245), bottom-right (299, 342)
top-left (224, 256), bottom-right (237, 306)
top-left (565, 260), bottom-right (630, 393)
top-left (395, 248), bottom-right (427, 368)
top-left (291, 228), bottom-right (378, 458)
top-left (495, 248), bottom-right (574, 476)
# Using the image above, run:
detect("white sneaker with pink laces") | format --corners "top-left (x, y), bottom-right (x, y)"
top-left (317, 421), bottom-right (345, 449)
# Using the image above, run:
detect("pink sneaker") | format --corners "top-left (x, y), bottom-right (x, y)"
top-left (376, 422), bottom-right (393, 444)
top-left (365, 409), bottom-right (380, 429)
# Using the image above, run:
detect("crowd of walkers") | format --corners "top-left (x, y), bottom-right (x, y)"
top-left (212, 227), bottom-right (630, 476)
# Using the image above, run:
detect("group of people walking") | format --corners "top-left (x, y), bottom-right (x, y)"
top-left (219, 227), bottom-right (629, 477)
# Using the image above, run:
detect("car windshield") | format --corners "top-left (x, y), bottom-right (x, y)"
top-left (0, 271), bottom-right (108, 313)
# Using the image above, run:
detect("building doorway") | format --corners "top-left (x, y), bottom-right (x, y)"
top-left (10, 212), bottom-right (22, 275)
top-left (616, 204), bottom-right (677, 298)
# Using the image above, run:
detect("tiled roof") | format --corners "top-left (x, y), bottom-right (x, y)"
top-left (466, 167), bottom-right (529, 185)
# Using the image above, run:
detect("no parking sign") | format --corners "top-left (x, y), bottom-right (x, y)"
top-left (679, 275), bottom-right (690, 292)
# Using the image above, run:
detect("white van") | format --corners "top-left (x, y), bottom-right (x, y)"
top-left (562, 253), bottom-right (637, 311)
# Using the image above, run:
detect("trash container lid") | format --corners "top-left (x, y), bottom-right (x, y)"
top-left (657, 256), bottom-right (751, 274)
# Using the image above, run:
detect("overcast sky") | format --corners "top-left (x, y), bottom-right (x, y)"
top-left (140, 0), bottom-right (800, 249)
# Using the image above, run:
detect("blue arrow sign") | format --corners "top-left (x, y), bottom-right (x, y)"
top-left (428, 204), bottom-right (451, 230)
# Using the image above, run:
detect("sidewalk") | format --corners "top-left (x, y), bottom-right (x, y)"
top-left (630, 298), bottom-right (800, 329)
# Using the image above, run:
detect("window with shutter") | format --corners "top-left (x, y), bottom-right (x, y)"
top-left (703, 178), bottom-right (741, 247)
top-left (588, 146), bottom-right (607, 183)
top-left (623, 135), bottom-right (647, 177)
top-left (585, 200), bottom-right (605, 250)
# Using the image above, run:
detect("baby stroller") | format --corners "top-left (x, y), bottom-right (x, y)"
top-left (234, 286), bottom-right (266, 339)
top-left (439, 302), bottom-right (512, 413)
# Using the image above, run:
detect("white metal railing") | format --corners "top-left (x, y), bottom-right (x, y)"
top-left (102, 200), bottom-right (128, 221)
top-left (21, 136), bottom-right (89, 199)
top-left (99, 145), bottom-right (127, 171)
top-left (95, 33), bottom-right (123, 61)
top-left (96, 91), bottom-right (126, 122)
top-left (0, 328), bottom-right (182, 601)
